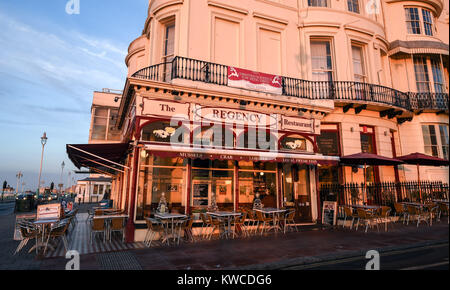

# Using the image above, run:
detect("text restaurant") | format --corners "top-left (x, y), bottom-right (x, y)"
top-left (67, 67), bottom-right (340, 241)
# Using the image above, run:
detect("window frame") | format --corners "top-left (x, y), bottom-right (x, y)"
top-left (308, 0), bottom-right (329, 7)
top-left (405, 6), bottom-right (435, 36)
top-left (310, 38), bottom-right (335, 82)
top-left (351, 44), bottom-right (367, 83)
top-left (347, 0), bottom-right (360, 14)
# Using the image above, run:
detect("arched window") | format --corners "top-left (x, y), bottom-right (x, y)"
top-left (280, 134), bottom-right (311, 152)
top-left (141, 120), bottom-right (189, 145)
top-left (192, 125), bottom-right (234, 148)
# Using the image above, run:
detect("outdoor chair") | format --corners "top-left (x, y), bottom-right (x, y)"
top-left (110, 217), bottom-right (126, 242)
top-left (342, 206), bottom-right (358, 229)
top-left (200, 213), bottom-right (212, 239)
top-left (174, 218), bottom-right (188, 245)
top-left (283, 209), bottom-right (298, 233)
top-left (255, 211), bottom-right (274, 235)
top-left (206, 214), bottom-right (226, 240)
top-left (232, 212), bottom-right (248, 238)
top-left (144, 218), bottom-right (163, 247)
top-left (374, 206), bottom-right (392, 232)
top-left (394, 203), bottom-right (408, 224)
top-left (355, 208), bottom-right (379, 233)
top-left (180, 215), bottom-right (196, 243)
top-left (44, 221), bottom-right (70, 255)
top-left (437, 203), bottom-right (449, 224)
top-left (406, 205), bottom-right (428, 227)
top-left (14, 223), bottom-right (41, 255)
top-left (424, 203), bottom-right (439, 226)
top-left (90, 218), bottom-right (107, 244)
top-left (244, 210), bottom-right (258, 235)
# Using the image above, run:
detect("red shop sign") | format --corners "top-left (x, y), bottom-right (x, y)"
top-left (228, 67), bottom-right (282, 95)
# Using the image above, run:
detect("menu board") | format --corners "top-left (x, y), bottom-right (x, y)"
top-left (193, 183), bottom-right (209, 206)
top-left (317, 131), bottom-right (339, 156)
top-left (37, 204), bottom-right (61, 220)
top-left (322, 201), bottom-right (338, 226)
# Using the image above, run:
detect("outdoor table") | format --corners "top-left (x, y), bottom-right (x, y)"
top-left (154, 213), bottom-right (187, 245)
top-left (93, 215), bottom-right (129, 241)
top-left (207, 211), bottom-right (242, 239)
top-left (31, 219), bottom-right (59, 255)
top-left (254, 208), bottom-right (287, 233)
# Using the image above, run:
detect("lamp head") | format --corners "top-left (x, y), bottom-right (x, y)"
top-left (41, 132), bottom-right (48, 145)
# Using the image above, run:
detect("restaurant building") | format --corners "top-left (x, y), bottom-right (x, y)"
top-left (67, 0), bottom-right (449, 242)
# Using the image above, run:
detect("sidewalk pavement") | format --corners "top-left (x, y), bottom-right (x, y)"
top-left (35, 221), bottom-right (449, 270)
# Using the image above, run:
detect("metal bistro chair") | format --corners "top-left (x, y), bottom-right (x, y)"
top-left (44, 220), bottom-right (71, 255)
top-left (244, 209), bottom-right (258, 235)
top-left (342, 206), bottom-right (359, 229)
top-left (144, 218), bottom-right (163, 247)
top-left (90, 218), bottom-right (107, 244)
top-left (200, 213), bottom-right (213, 240)
top-left (283, 209), bottom-right (298, 233)
top-left (356, 208), bottom-right (379, 233)
top-left (374, 206), bottom-right (392, 232)
top-left (110, 217), bottom-right (126, 242)
top-left (232, 212), bottom-right (248, 238)
top-left (206, 214), bottom-right (226, 240)
top-left (180, 215), bottom-right (196, 243)
top-left (14, 222), bottom-right (41, 255)
top-left (394, 203), bottom-right (409, 224)
top-left (255, 210), bottom-right (274, 236)
top-left (437, 203), bottom-right (449, 224)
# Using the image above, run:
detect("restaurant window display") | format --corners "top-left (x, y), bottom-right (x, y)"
top-left (239, 161), bottom-right (277, 209)
top-left (280, 135), bottom-right (308, 152)
top-left (191, 160), bottom-right (235, 211)
top-left (141, 120), bottom-right (190, 145)
top-left (136, 155), bottom-right (187, 221)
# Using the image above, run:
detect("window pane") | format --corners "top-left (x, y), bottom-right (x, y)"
top-left (405, 8), bottom-right (421, 34)
top-left (439, 125), bottom-right (449, 160)
top-left (352, 46), bottom-right (366, 82)
top-left (308, 0), bottom-right (328, 7)
top-left (348, 0), bottom-right (360, 13)
top-left (311, 41), bottom-right (333, 82)
top-left (431, 59), bottom-right (444, 93)
top-left (414, 57), bottom-right (430, 92)
top-left (422, 9), bottom-right (433, 36)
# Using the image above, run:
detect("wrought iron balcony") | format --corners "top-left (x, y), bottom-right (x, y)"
top-left (131, 56), bottom-right (449, 113)
top-left (408, 92), bottom-right (449, 112)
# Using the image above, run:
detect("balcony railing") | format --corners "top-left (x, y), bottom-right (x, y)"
top-left (131, 56), bottom-right (449, 112)
top-left (409, 92), bottom-right (449, 111)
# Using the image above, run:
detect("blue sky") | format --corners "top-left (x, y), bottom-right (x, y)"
top-left (0, 0), bottom-right (148, 191)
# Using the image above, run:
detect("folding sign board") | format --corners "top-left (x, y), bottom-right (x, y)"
top-left (37, 203), bottom-right (61, 220)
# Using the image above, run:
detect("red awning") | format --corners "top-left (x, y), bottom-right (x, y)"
top-left (66, 143), bottom-right (131, 175)
top-left (398, 152), bottom-right (449, 166)
top-left (340, 153), bottom-right (404, 166)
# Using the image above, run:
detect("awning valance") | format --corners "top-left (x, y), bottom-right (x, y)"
top-left (66, 143), bottom-right (131, 175)
top-left (143, 144), bottom-right (340, 165)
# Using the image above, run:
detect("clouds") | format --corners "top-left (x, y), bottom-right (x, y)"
top-left (0, 7), bottom-right (131, 185)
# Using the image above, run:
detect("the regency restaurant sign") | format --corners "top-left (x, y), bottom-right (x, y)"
top-left (141, 99), bottom-right (320, 134)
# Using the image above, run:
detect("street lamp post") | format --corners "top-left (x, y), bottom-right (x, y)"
top-left (59, 161), bottom-right (65, 197)
top-left (16, 171), bottom-right (23, 195)
top-left (37, 132), bottom-right (48, 196)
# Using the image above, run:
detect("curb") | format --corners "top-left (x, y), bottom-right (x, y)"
top-left (230, 239), bottom-right (449, 270)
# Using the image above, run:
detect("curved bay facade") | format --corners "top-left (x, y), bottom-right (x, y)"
top-left (69, 0), bottom-right (449, 241)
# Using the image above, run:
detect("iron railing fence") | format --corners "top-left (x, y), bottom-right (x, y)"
top-left (320, 181), bottom-right (449, 217)
top-left (131, 56), bottom-right (449, 112)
